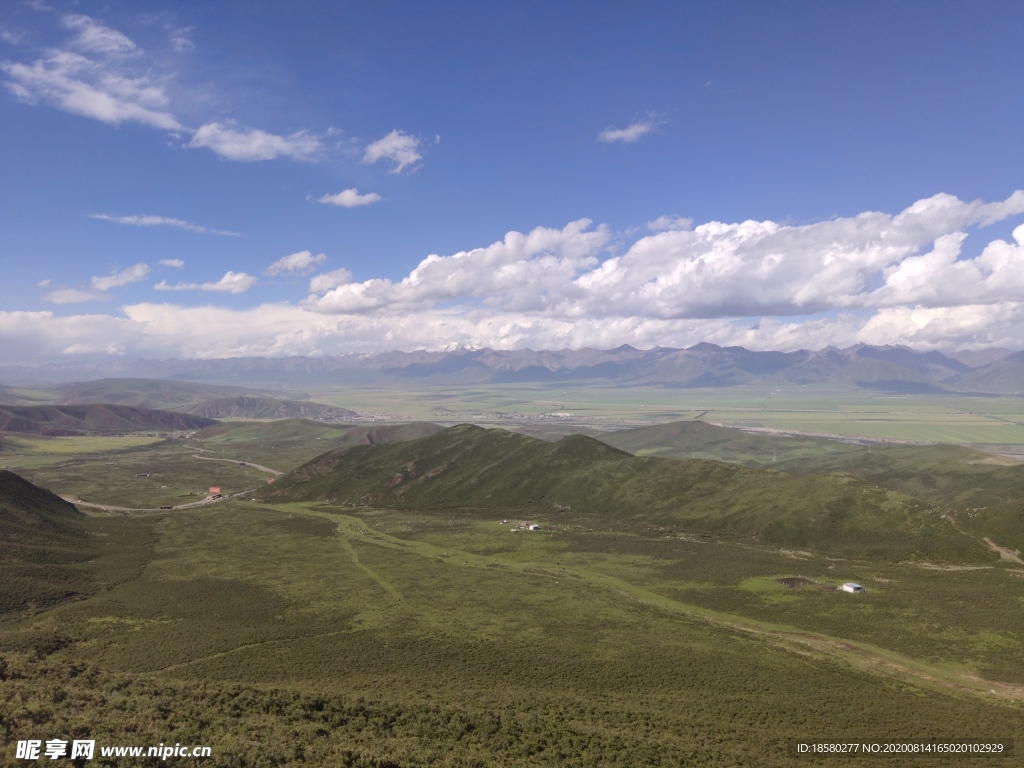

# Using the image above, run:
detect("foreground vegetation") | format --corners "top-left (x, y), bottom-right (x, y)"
top-left (3, 495), bottom-right (1024, 766)
top-left (4, 419), bottom-right (1024, 765)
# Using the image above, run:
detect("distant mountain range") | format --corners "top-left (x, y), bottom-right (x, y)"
top-left (2, 343), bottom-right (1023, 394)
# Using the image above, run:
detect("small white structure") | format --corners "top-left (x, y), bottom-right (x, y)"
top-left (528, 524), bottom-right (540, 531)
top-left (839, 582), bottom-right (864, 593)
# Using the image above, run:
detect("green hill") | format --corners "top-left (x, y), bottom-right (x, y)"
top-left (0, 404), bottom-right (216, 436)
top-left (184, 396), bottom-right (357, 420)
top-left (776, 443), bottom-right (1024, 509)
top-left (0, 471), bottom-right (94, 615)
top-left (261, 425), bottom-right (986, 561)
top-left (192, 419), bottom-right (445, 471)
top-left (595, 418), bottom-right (860, 463)
top-left (587, 419), bottom-right (1024, 509)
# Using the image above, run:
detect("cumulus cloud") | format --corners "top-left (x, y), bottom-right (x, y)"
top-left (91, 262), bottom-right (150, 291)
top-left (318, 188), bottom-right (382, 207)
top-left (8, 192), bottom-right (1024, 363)
top-left (309, 268), bottom-right (353, 294)
top-left (305, 219), bottom-right (610, 314)
top-left (154, 271), bottom-right (257, 294)
top-left (90, 213), bottom-right (239, 236)
top-left (159, 258), bottom-right (185, 268)
top-left (36, 279), bottom-right (51, 287)
top-left (188, 122), bottom-right (321, 162)
top-left (303, 191), bottom-right (1024, 322)
top-left (363, 130), bottom-right (422, 172)
top-left (266, 251), bottom-right (327, 276)
top-left (598, 118), bottom-right (660, 144)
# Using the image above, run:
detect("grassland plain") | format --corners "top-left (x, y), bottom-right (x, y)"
top-left (3, 500), bottom-right (1024, 766)
top-left (307, 382), bottom-right (1024, 444)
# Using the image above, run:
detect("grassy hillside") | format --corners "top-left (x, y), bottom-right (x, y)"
top-left (776, 443), bottom-right (1024, 508)
top-left (595, 418), bottom-right (861, 463)
top-left (193, 419), bottom-right (444, 472)
top-left (587, 419), bottom-right (1024, 509)
top-left (0, 470), bottom-right (94, 615)
top-left (51, 378), bottom-right (281, 409)
top-left (261, 425), bottom-right (985, 561)
top-left (185, 396), bottom-right (357, 420)
top-left (0, 404), bottom-right (216, 435)
top-left (4, 498), bottom-right (1023, 765)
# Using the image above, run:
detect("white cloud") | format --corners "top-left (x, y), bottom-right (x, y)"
top-left (1, 27), bottom-right (27, 45)
top-left (2, 14), bottom-right (322, 165)
top-left (43, 288), bottom-right (97, 304)
top-left (62, 14), bottom-right (137, 56)
top-left (2, 48), bottom-right (182, 130)
top-left (598, 118), bottom-right (660, 144)
top-left (647, 215), bottom-right (692, 232)
top-left (188, 122), bottom-right (321, 162)
top-left (159, 258), bottom-right (185, 268)
top-left (90, 213), bottom-right (239, 236)
top-left (363, 130), bottom-right (422, 173)
top-left (8, 192), bottom-right (1024, 363)
top-left (154, 271), bottom-right (258, 295)
top-left (266, 251), bottom-right (327, 276)
top-left (168, 27), bottom-right (194, 52)
top-left (91, 262), bottom-right (150, 291)
top-left (309, 268), bottom-right (353, 294)
top-left (36, 278), bottom-right (51, 287)
top-left (318, 188), bottom-right (382, 208)
top-left (305, 219), bottom-right (610, 314)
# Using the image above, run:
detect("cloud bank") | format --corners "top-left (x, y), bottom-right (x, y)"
top-left (6, 192), bottom-right (1024, 363)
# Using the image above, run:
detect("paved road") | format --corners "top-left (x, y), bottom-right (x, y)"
top-left (64, 488), bottom-right (258, 514)
top-left (191, 453), bottom-right (283, 475)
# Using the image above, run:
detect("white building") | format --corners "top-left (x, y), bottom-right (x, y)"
top-left (839, 582), bottom-right (864, 593)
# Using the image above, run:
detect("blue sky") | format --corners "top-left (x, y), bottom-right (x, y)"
top-left (2, 1), bottom-right (1023, 362)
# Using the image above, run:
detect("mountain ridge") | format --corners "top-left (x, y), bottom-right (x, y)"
top-left (2, 343), bottom-right (1022, 393)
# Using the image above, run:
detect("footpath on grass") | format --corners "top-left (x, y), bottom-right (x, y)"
top-left (281, 503), bottom-right (1024, 705)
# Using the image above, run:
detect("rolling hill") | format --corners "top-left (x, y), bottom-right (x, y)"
top-left (184, 396), bottom-right (357, 420)
top-left (260, 425), bottom-right (987, 561)
top-left (52, 378), bottom-right (289, 410)
top-left (191, 419), bottom-right (445, 471)
top-left (593, 418), bottom-right (861, 463)
top-left (0, 405), bottom-right (216, 436)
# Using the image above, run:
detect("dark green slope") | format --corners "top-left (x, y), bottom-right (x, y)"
top-left (596, 419), bottom-right (860, 463)
top-left (591, 419), bottom-right (1024, 509)
top-left (0, 404), bottom-right (216, 435)
top-left (262, 425), bottom-right (985, 561)
top-left (776, 443), bottom-right (1024, 509)
top-left (0, 470), bottom-right (95, 615)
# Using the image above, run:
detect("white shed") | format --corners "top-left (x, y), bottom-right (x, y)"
top-left (839, 582), bottom-right (864, 593)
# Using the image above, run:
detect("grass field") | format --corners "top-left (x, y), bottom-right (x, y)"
top-left (4, 499), bottom-right (1023, 766)
top-left (304, 383), bottom-right (1024, 445)
top-left (5, 418), bottom-right (1024, 765)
